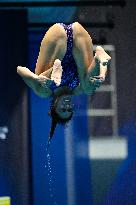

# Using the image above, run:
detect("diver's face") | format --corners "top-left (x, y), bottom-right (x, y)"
top-left (55, 95), bottom-right (73, 119)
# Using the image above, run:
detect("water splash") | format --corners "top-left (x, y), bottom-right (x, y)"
top-left (45, 141), bottom-right (58, 205)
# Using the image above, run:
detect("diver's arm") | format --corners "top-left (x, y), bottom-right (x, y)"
top-left (83, 61), bottom-right (104, 95)
top-left (83, 66), bottom-right (106, 96)
top-left (17, 66), bottom-right (53, 98)
top-left (83, 79), bottom-right (97, 95)
top-left (72, 83), bottom-right (84, 95)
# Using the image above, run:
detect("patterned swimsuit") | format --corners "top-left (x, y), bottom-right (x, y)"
top-left (50, 23), bottom-right (79, 91)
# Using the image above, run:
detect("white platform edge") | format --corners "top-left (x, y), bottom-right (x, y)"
top-left (89, 138), bottom-right (128, 159)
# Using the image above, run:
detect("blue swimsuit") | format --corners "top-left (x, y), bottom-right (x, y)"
top-left (50, 23), bottom-right (79, 91)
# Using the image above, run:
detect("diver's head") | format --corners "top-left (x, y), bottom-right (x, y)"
top-left (49, 95), bottom-right (73, 142)
top-left (55, 95), bottom-right (73, 119)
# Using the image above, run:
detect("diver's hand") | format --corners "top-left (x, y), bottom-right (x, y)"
top-left (51, 59), bottom-right (63, 86)
top-left (37, 75), bottom-right (53, 88)
top-left (90, 76), bottom-right (105, 88)
top-left (83, 75), bottom-right (104, 95)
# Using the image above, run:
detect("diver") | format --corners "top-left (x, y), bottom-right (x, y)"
top-left (17, 22), bottom-right (111, 141)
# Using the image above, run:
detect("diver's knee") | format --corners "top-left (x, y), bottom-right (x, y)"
top-left (73, 22), bottom-right (92, 41)
top-left (41, 23), bottom-right (67, 46)
top-left (73, 22), bottom-right (82, 29)
top-left (73, 22), bottom-right (84, 37)
top-left (51, 23), bottom-right (67, 40)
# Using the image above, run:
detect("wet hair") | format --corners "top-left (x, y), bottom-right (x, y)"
top-left (48, 95), bottom-right (73, 142)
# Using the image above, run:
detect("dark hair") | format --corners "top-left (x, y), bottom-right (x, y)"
top-left (48, 95), bottom-right (73, 142)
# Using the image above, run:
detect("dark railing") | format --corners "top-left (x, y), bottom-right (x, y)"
top-left (0, 1), bottom-right (126, 8)
top-left (0, 1), bottom-right (126, 29)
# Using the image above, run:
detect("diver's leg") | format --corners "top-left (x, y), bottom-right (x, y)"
top-left (72, 22), bottom-right (95, 87)
top-left (72, 22), bottom-right (111, 85)
top-left (35, 23), bottom-right (67, 76)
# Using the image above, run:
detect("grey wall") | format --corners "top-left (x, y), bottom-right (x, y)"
top-left (107, 1), bottom-right (136, 126)
top-left (76, 0), bottom-right (136, 129)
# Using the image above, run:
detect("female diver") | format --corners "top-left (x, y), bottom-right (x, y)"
top-left (17, 22), bottom-right (111, 141)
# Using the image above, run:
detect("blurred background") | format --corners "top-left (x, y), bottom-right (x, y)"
top-left (0, 0), bottom-right (136, 205)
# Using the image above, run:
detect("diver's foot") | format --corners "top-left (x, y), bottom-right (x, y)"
top-left (51, 59), bottom-right (63, 86)
top-left (95, 46), bottom-right (111, 65)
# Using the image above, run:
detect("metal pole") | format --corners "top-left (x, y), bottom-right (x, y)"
top-left (28, 22), bottom-right (114, 29)
top-left (0, 1), bottom-right (126, 8)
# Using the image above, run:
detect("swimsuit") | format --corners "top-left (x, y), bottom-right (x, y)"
top-left (50, 23), bottom-right (79, 91)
